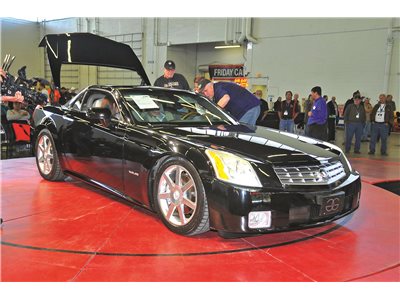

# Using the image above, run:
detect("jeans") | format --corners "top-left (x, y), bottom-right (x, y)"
top-left (304, 123), bottom-right (310, 136)
top-left (369, 123), bottom-right (389, 154)
top-left (345, 122), bottom-right (363, 152)
top-left (279, 119), bottom-right (294, 133)
top-left (361, 121), bottom-right (371, 140)
top-left (239, 105), bottom-right (260, 125)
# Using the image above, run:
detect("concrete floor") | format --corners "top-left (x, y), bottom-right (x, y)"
top-left (331, 128), bottom-right (400, 163)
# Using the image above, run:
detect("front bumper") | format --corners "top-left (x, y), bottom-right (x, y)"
top-left (203, 172), bottom-right (361, 234)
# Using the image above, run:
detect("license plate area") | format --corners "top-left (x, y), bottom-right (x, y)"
top-left (317, 192), bottom-right (345, 217)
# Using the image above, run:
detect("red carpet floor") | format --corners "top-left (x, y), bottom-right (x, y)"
top-left (1, 157), bottom-right (399, 281)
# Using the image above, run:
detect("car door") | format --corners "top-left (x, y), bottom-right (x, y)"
top-left (62, 89), bottom-right (125, 192)
top-left (122, 125), bottom-right (160, 207)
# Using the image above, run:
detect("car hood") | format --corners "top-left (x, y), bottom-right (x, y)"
top-left (39, 33), bottom-right (150, 87)
top-left (156, 124), bottom-right (341, 165)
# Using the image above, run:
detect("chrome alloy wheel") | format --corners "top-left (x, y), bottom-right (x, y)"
top-left (37, 135), bottom-right (54, 175)
top-left (158, 165), bottom-right (198, 226)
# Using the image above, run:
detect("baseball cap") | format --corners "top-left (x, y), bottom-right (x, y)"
top-left (197, 79), bottom-right (211, 93)
top-left (164, 60), bottom-right (176, 70)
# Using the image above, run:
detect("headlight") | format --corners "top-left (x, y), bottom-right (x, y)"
top-left (205, 149), bottom-right (262, 188)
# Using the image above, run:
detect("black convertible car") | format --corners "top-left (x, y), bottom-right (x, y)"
top-left (33, 33), bottom-right (361, 237)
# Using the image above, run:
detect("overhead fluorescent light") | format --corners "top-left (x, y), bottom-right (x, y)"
top-left (214, 45), bottom-right (241, 49)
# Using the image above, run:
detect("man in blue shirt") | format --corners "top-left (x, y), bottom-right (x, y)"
top-left (307, 86), bottom-right (328, 141)
top-left (198, 79), bottom-right (260, 125)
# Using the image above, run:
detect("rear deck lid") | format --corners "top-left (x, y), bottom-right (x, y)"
top-left (39, 32), bottom-right (150, 87)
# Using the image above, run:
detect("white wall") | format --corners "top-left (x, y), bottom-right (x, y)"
top-left (162, 18), bottom-right (228, 44)
top-left (0, 18), bottom-right (42, 78)
top-left (163, 18), bottom-right (400, 107)
top-left (250, 18), bottom-right (398, 105)
top-left (388, 19), bottom-right (400, 105)
top-left (97, 18), bottom-right (142, 36)
top-left (166, 44), bottom-right (197, 87)
top-left (41, 18), bottom-right (77, 34)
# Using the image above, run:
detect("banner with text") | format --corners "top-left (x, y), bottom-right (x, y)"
top-left (208, 64), bottom-right (247, 87)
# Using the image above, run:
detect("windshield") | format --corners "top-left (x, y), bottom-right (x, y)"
top-left (120, 89), bottom-right (236, 125)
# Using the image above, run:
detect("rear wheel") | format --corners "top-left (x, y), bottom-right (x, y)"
top-left (35, 129), bottom-right (65, 181)
top-left (153, 157), bottom-right (209, 236)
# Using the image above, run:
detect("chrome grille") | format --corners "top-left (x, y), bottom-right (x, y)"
top-left (273, 161), bottom-right (346, 185)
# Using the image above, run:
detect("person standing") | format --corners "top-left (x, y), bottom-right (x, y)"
top-left (326, 96), bottom-right (337, 142)
top-left (154, 60), bottom-right (190, 90)
top-left (343, 96), bottom-right (366, 153)
top-left (273, 96), bottom-right (282, 112)
top-left (361, 98), bottom-right (373, 141)
top-left (343, 90), bottom-right (361, 115)
top-left (254, 90), bottom-right (269, 124)
top-left (38, 81), bottom-right (49, 103)
top-left (332, 96), bottom-right (339, 125)
top-left (342, 90), bottom-right (361, 145)
top-left (303, 94), bottom-right (313, 136)
top-left (386, 94), bottom-right (396, 113)
top-left (198, 79), bottom-right (260, 125)
top-left (386, 94), bottom-right (396, 135)
top-left (292, 93), bottom-right (301, 133)
top-left (306, 86), bottom-right (328, 141)
top-left (278, 91), bottom-right (298, 133)
top-left (369, 94), bottom-right (394, 156)
top-left (293, 93), bottom-right (300, 113)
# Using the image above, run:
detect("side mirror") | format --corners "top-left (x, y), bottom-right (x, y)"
top-left (87, 107), bottom-right (111, 123)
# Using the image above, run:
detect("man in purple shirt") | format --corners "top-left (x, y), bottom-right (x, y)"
top-left (198, 79), bottom-right (260, 125)
top-left (307, 86), bottom-right (328, 141)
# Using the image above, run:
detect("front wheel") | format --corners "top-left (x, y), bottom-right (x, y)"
top-left (153, 157), bottom-right (209, 236)
top-left (35, 129), bottom-right (65, 181)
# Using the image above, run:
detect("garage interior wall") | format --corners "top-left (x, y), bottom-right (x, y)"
top-left (251, 18), bottom-right (400, 104)
top-left (1, 17), bottom-right (399, 107)
top-left (0, 19), bottom-right (42, 79)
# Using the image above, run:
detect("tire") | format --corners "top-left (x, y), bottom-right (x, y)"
top-left (35, 129), bottom-right (65, 181)
top-left (153, 156), bottom-right (209, 236)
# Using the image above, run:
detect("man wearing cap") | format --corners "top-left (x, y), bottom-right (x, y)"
top-left (343, 95), bottom-right (366, 154)
top-left (368, 94), bottom-right (394, 156)
top-left (198, 79), bottom-right (260, 125)
top-left (154, 60), bottom-right (190, 90)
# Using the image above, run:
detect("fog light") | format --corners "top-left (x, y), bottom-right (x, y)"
top-left (250, 192), bottom-right (271, 204)
top-left (248, 211), bottom-right (271, 229)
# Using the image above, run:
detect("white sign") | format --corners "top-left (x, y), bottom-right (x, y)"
top-left (130, 95), bottom-right (159, 110)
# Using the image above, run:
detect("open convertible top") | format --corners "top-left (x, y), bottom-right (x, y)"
top-left (39, 32), bottom-right (151, 87)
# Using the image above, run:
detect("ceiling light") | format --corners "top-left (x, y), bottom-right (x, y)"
top-left (214, 45), bottom-right (241, 49)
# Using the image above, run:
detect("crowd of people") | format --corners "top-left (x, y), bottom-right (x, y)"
top-left (2, 61), bottom-right (398, 157)
top-left (341, 90), bottom-right (395, 155)
top-left (1, 66), bottom-right (77, 123)
top-left (153, 60), bottom-right (398, 156)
